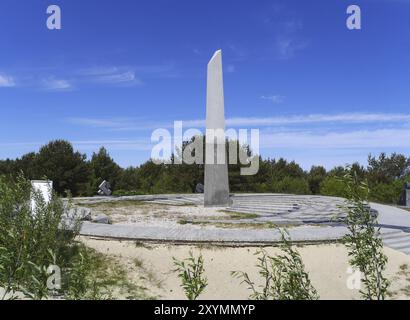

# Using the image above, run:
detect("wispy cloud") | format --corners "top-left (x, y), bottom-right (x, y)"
top-left (260, 127), bottom-right (410, 150)
top-left (40, 77), bottom-right (72, 91)
top-left (1, 62), bottom-right (179, 92)
top-left (261, 95), bottom-right (284, 104)
top-left (79, 67), bottom-right (143, 86)
top-left (188, 113), bottom-right (410, 128)
top-left (0, 139), bottom-right (152, 152)
top-left (227, 44), bottom-right (248, 62)
top-left (261, 4), bottom-right (308, 60)
top-left (66, 112), bottom-right (410, 131)
top-left (66, 118), bottom-right (123, 128)
top-left (134, 64), bottom-right (179, 78)
top-left (71, 139), bottom-right (152, 151)
top-left (66, 117), bottom-right (160, 131)
top-left (275, 37), bottom-right (309, 60)
top-left (274, 19), bottom-right (308, 59)
top-left (0, 73), bottom-right (15, 88)
top-left (226, 113), bottom-right (410, 127)
top-left (258, 127), bottom-right (410, 169)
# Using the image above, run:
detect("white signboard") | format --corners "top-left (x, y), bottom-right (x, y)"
top-left (31, 180), bottom-right (53, 212)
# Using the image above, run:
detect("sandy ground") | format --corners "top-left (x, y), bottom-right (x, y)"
top-left (80, 236), bottom-right (410, 300)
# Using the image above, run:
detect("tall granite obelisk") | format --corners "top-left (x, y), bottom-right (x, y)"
top-left (204, 50), bottom-right (231, 207)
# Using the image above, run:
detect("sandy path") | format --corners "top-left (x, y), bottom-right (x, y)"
top-left (80, 237), bottom-right (410, 300)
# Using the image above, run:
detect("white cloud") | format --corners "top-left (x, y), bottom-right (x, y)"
top-left (66, 117), bottom-right (160, 131)
top-left (80, 67), bottom-right (143, 86)
top-left (41, 78), bottom-right (72, 91)
top-left (260, 128), bottom-right (410, 150)
top-left (256, 126), bottom-right (410, 169)
top-left (67, 112), bottom-right (410, 131)
top-left (226, 113), bottom-right (410, 127)
top-left (262, 6), bottom-right (308, 60)
top-left (0, 139), bottom-right (152, 153)
top-left (0, 74), bottom-right (15, 88)
top-left (98, 70), bottom-right (141, 85)
top-left (275, 37), bottom-right (308, 60)
top-left (72, 139), bottom-right (152, 151)
top-left (66, 118), bottom-right (122, 128)
top-left (261, 95), bottom-right (284, 104)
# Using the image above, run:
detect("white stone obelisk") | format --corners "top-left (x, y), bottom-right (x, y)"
top-left (204, 50), bottom-right (231, 207)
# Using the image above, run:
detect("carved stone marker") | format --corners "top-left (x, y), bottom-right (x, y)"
top-left (31, 180), bottom-right (53, 213)
top-left (400, 182), bottom-right (410, 207)
top-left (98, 180), bottom-right (112, 196)
top-left (204, 50), bottom-right (231, 207)
top-left (195, 183), bottom-right (204, 194)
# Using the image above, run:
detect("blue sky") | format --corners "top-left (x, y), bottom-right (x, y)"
top-left (0, 0), bottom-right (409, 169)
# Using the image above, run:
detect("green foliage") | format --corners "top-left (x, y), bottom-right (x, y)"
top-left (341, 168), bottom-right (390, 300)
top-left (0, 175), bottom-right (126, 300)
top-left (320, 176), bottom-right (348, 198)
top-left (308, 166), bottom-right (327, 194)
top-left (0, 139), bottom-right (409, 204)
top-left (369, 179), bottom-right (406, 204)
top-left (173, 251), bottom-right (208, 300)
top-left (64, 247), bottom-right (112, 300)
top-left (0, 174), bottom-right (79, 299)
top-left (272, 176), bottom-right (311, 195)
top-left (367, 153), bottom-right (410, 185)
top-left (232, 230), bottom-right (318, 300)
top-left (34, 140), bottom-right (91, 196)
top-left (89, 147), bottom-right (122, 194)
top-left (0, 140), bottom-right (91, 196)
top-left (116, 167), bottom-right (142, 193)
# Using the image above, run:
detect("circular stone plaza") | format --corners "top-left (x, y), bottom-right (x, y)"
top-left (72, 193), bottom-right (410, 255)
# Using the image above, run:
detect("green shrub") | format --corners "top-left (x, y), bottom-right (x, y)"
top-left (320, 176), bottom-right (347, 197)
top-left (0, 174), bottom-right (80, 299)
top-left (272, 177), bottom-right (311, 195)
top-left (0, 174), bottom-right (119, 300)
top-left (342, 169), bottom-right (389, 300)
top-left (369, 180), bottom-right (404, 204)
top-left (232, 230), bottom-right (318, 300)
top-left (173, 251), bottom-right (208, 300)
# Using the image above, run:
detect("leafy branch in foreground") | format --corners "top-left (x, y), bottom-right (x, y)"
top-left (342, 168), bottom-right (389, 300)
top-left (173, 251), bottom-right (208, 300)
top-left (0, 174), bottom-right (116, 300)
top-left (232, 230), bottom-right (318, 300)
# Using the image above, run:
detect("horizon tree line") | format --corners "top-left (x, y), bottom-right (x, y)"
top-left (0, 139), bottom-right (409, 204)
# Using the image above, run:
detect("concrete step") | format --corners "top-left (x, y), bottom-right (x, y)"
top-left (232, 204), bottom-right (295, 209)
top-left (231, 205), bottom-right (296, 212)
top-left (225, 208), bottom-right (286, 215)
top-left (382, 231), bottom-right (408, 241)
top-left (387, 242), bottom-right (410, 251)
top-left (383, 237), bottom-right (410, 246)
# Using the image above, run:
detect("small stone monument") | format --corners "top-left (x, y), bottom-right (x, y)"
top-left (98, 180), bottom-right (112, 196)
top-left (195, 183), bottom-right (204, 194)
top-left (31, 180), bottom-right (53, 212)
top-left (400, 182), bottom-right (410, 207)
